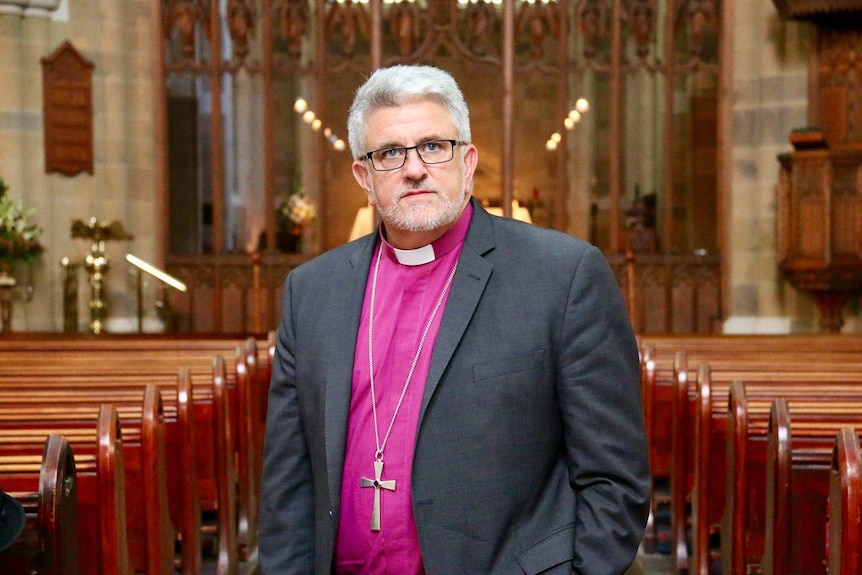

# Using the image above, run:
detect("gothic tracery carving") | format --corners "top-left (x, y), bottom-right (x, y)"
top-left (326, 0), bottom-right (370, 57)
top-left (227, 0), bottom-right (256, 61)
top-left (578, 0), bottom-right (609, 60)
top-left (516, 0), bottom-right (560, 60)
top-left (626, 0), bottom-right (656, 58)
top-left (165, 0), bottom-right (206, 60)
top-left (683, 0), bottom-right (717, 58)
top-left (278, 0), bottom-right (310, 60)
top-left (463, 0), bottom-right (497, 56)
top-left (388, 0), bottom-right (421, 57)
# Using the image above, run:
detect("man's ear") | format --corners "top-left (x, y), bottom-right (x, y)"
top-left (462, 144), bottom-right (479, 192)
top-left (352, 160), bottom-right (374, 204)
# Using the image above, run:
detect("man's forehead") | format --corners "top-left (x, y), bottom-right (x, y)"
top-left (366, 100), bottom-right (454, 137)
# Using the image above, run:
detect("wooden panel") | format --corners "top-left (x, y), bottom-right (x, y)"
top-left (166, 253), bottom-right (297, 334)
top-left (608, 252), bottom-right (722, 334)
top-left (41, 41), bottom-right (94, 176)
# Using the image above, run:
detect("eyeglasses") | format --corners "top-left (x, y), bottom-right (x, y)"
top-left (364, 139), bottom-right (467, 172)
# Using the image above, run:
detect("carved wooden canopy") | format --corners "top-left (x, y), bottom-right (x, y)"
top-left (772, 0), bottom-right (862, 19)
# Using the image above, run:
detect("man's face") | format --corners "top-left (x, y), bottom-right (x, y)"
top-left (351, 98), bottom-right (478, 248)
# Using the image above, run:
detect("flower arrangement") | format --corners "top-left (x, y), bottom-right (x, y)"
top-left (0, 178), bottom-right (44, 265)
top-left (71, 216), bottom-right (134, 243)
top-left (277, 192), bottom-right (316, 235)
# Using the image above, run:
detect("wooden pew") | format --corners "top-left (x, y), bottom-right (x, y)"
top-left (721, 382), bottom-right (862, 575)
top-left (0, 335), bottom-right (264, 563)
top-left (0, 434), bottom-right (79, 575)
top-left (0, 333), bottom-right (269, 572)
top-left (761, 398), bottom-right (862, 575)
top-left (0, 404), bottom-right (130, 575)
top-left (0, 384), bottom-right (175, 575)
top-left (664, 354), bottom-right (862, 575)
top-left (0, 371), bottom-right (203, 575)
top-left (637, 337), bottom-right (862, 559)
top-left (828, 427), bottom-right (862, 575)
top-left (0, 366), bottom-right (235, 575)
top-left (638, 333), bottom-right (862, 358)
top-left (0, 348), bottom-right (257, 552)
top-left (637, 334), bottom-right (862, 483)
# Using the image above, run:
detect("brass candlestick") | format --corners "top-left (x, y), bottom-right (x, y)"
top-left (84, 240), bottom-right (108, 334)
top-left (71, 217), bottom-right (133, 334)
top-left (60, 257), bottom-right (80, 333)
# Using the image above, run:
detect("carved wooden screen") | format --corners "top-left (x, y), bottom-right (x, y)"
top-left (156, 0), bottom-right (722, 252)
top-left (155, 0), bottom-right (724, 333)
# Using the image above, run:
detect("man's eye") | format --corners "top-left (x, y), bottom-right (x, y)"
top-left (381, 148), bottom-right (403, 159)
top-left (422, 142), bottom-right (440, 152)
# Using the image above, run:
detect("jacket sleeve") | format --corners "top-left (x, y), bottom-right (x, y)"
top-left (259, 273), bottom-right (316, 574)
top-left (557, 244), bottom-right (651, 575)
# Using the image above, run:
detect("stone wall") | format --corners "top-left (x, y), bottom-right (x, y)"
top-left (0, 0), bottom-right (157, 331)
top-left (725, 0), bottom-right (859, 333)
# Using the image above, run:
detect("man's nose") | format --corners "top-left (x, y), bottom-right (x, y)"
top-left (402, 148), bottom-right (428, 176)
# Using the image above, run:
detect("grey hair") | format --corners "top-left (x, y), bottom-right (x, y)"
top-left (347, 65), bottom-right (472, 160)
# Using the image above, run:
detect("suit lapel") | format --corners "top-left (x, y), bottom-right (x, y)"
top-left (419, 201), bottom-right (495, 424)
top-left (324, 234), bottom-right (377, 508)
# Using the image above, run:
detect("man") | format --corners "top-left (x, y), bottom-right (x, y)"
top-left (260, 65), bottom-right (651, 575)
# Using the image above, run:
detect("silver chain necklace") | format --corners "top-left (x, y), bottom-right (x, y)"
top-left (360, 243), bottom-right (458, 531)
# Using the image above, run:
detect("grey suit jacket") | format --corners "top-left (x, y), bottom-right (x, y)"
top-left (259, 199), bottom-right (651, 575)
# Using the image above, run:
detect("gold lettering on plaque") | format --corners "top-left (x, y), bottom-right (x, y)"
top-left (41, 41), bottom-right (94, 176)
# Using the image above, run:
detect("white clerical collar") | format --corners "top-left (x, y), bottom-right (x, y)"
top-left (393, 243), bottom-right (436, 266)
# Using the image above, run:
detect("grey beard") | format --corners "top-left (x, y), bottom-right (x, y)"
top-left (373, 182), bottom-right (467, 233)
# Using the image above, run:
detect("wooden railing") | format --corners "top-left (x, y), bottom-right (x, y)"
top-left (165, 253), bottom-right (307, 335)
top-left (607, 251), bottom-right (722, 334)
top-left (163, 250), bottom-right (721, 335)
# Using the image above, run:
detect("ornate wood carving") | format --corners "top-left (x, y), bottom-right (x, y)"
top-left (165, 253), bottom-right (302, 333)
top-left (608, 252), bottom-right (722, 334)
top-left (227, 0), bottom-right (256, 61)
top-left (772, 2), bottom-right (862, 331)
top-left (818, 27), bottom-right (862, 145)
top-left (155, 0), bottom-right (725, 334)
top-left (626, 0), bottom-right (656, 59)
top-left (684, 0), bottom-right (718, 58)
top-left (777, 130), bottom-right (862, 332)
top-left (277, 0), bottom-right (310, 61)
top-left (164, 0), bottom-right (205, 62)
top-left (41, 41), bottom-right (94, 176)
top-left (325, 0), bottom-right (370, 58)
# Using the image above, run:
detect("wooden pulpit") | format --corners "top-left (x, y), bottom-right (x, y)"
top-left (773, 1), bottom-right (862, 332)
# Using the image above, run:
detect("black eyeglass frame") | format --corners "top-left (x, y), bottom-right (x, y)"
top-left (363, 139), bottom-right (468, 172)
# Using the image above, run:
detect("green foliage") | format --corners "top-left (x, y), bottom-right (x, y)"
top-left (0, 178), bottom-right (44, 265)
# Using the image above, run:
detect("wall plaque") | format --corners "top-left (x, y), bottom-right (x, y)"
top-left (41, 40), bottom-right (94, 176)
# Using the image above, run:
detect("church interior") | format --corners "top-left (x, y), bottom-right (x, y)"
top-left (1, 0), bottom-right (862, 574)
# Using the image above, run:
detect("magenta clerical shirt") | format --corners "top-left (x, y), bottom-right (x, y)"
top-left (335, 203), bottom-right (473, 575)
